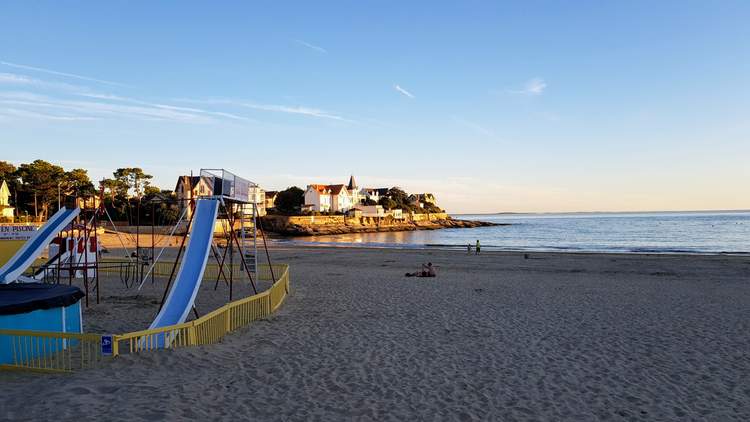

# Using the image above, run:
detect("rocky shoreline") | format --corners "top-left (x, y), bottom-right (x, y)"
top-left (261, 217), bottom-right (502, 237)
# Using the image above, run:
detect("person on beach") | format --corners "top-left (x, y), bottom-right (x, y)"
top-left (467, 243), bottom-right (472, 254)
top-left (423, 262), bottom-right (436, 277)
top-left (475, 239), bottom-right (481, 255)
top-left (405, 263), bottom-right (436, 277)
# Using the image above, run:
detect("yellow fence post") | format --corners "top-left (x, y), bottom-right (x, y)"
top-left (188, 323), bottom-right (196, 346)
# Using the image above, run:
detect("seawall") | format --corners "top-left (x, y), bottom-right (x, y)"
top-left (260, 213), bottom-right (499, 236)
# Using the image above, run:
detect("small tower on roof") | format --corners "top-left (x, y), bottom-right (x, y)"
top-left (347, 175), bottom-right (358, 191)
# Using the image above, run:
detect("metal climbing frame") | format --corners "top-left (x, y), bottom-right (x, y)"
top-left (199, 169), bottom-right (261, 277)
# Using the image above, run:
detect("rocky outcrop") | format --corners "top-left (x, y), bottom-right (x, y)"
top-left (260, 215), bottom-right (502, 237)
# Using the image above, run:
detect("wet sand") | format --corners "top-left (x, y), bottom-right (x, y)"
top-left (2, 246), bottom-right (750, 421)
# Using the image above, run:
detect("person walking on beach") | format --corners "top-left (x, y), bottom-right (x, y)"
top-left (475, 239), bottom-right (481, 255)
top-left (467, 243), bottom-right (472, 255)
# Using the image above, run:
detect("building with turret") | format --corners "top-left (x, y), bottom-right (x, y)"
top-left (304, 175), bottom-right (363, 213)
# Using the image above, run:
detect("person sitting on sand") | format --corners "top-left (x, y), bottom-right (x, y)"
top-left (424, 262), bottom-right (436, 277)
top-left (405, 263), bottom-right (436, 277)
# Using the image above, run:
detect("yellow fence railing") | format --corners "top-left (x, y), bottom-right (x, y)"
top-left (0, 264), bottom-right (290, 372)
top-left (113, 264), bottom-right (289, 354)
top-left (0, 330), bottom-right (105, 373)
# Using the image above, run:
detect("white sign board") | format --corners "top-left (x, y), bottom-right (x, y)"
top-left (0, 225), bottom-right (38, 240)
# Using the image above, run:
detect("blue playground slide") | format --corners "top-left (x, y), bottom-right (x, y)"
top-left (149, 199), bottom-right (219, 331)
top-left (0, 207), bottom-right (80, 284)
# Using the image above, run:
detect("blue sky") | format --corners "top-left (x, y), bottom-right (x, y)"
top-left (1, 1), bottom-right (748, 213)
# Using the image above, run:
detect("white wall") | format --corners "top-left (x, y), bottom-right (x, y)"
top-left (305, 188), bottom-right (331, 212)
top-left (359, 205), bottom-right (385, 217)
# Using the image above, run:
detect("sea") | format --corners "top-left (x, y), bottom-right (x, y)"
top-left (279, 211), bottom-right (750, 254)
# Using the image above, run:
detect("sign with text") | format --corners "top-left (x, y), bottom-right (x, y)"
top-left (0, 225), bottom-right (38, 240)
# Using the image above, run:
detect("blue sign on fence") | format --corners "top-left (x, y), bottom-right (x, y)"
top-left (101, 335), bottom-right (113, 356)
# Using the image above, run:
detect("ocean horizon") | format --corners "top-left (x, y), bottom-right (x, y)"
top-left (280, 210), bottom-right (750, 255)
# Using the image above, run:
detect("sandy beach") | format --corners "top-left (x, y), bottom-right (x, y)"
top-left (2, 246), bottom-right (750, 421)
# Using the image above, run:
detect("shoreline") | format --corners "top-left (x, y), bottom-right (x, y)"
top-left (90, 232), bottom-right (750, 258)
top-left (270, 240), bottom-right (750, 257)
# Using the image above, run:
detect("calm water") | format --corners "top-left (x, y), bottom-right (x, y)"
top-left (281, 211), bottom-right (750, 254)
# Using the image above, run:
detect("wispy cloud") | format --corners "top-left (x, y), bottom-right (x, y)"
top-left (242, 103), bottom-right (348, 121)
top-left (0, 107), bottom-right (98, 121)
top-left (294, 39), bottom-right (327, 54)
top-left (0, 65), bottom-right (352, 125)
top-left (394, 84), bottom-right (415, 99)
top-left (452, 116), bottom-right (493, 136)
top-left (176, 98), bottom-right (354, 122)
top-left (509, 78), bottom-right (547, 96)
top-left (0, 92), bottom-right (214, 123)
top-left (76, 92), bottom-right (252, 122)
top-left (0, 61), bottom-right (128, 87)
top-left (0, 72), bottom-right (87, 92)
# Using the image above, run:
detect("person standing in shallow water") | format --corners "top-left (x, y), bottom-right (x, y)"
top-left (475, 239), bottom-right (481, 255)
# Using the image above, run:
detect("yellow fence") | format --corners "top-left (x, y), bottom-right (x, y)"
top-left (0, 331), bottom-right (105, 373)
top-left (113, 264), bottom-right (289, 354)
top-left (0, 264), bottom-right (290, 372)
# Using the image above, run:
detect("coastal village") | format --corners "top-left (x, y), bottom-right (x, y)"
top-left (176, 174), bottom-right (440, 219)
top-left (0, 160), bottom-right (490, 237)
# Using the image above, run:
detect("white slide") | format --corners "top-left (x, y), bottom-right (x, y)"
top-left (0, 207), bottom-right (80, 283)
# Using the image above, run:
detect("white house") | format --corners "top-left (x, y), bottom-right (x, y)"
top-left (249, 186), bottom-right (266, 217)
top-left (304, 183), bottom-right (356, 213)
top-left (304, 184), bottom-right (332, 212)
top-left (0, 180), bottom-right (14, 220)
top-left (330, 184), bottom-right (355, 212)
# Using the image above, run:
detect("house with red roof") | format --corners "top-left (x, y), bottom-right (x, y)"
top-left (303, 175), bottom-right (361, 213)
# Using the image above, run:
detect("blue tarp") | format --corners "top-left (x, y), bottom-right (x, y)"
top-left (0, 283), bottom-right (84, 316)
top-left (0, 286), bottom-right (83, 364)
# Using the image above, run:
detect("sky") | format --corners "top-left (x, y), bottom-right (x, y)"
top-left (1, 1), bottom-right (748, 214)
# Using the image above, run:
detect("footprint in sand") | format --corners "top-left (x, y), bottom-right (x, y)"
top-left (69, 386), bottom-right (92, 395)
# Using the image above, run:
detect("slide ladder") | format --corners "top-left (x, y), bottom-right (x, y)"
top-left (149, 199), bottom-right (219, 332)
top-left (0, 207), bottom-right (80, 284)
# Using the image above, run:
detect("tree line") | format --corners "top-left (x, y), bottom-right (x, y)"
top-left (0, 160), bottom-right (179, 224)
